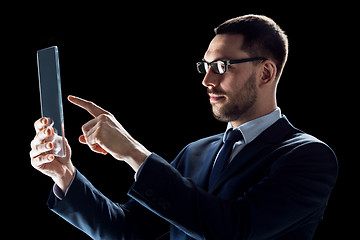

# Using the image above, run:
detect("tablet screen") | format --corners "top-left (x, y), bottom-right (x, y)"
top-left (37, 46), bottom-right (66, 157)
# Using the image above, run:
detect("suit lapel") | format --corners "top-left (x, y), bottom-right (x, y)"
top-left (197, 137), bottom-right (223, 190)
top-left (208, 116), bottom-right (298, 193)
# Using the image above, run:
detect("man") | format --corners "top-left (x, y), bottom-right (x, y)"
top-left (30, 15), bottom-right (338, 239)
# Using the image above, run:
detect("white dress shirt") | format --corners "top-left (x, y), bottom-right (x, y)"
top-left (215, 107), bottom-right (282, 166)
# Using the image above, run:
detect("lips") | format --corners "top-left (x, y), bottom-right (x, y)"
top-left (209, 94), bottom-right (225, 103)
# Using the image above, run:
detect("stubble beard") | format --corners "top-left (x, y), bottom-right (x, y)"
top-left (210, 72), bottom-right (257, 123)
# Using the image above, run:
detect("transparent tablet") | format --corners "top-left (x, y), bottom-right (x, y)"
top-left (37, 46), bottom-right (66, 157)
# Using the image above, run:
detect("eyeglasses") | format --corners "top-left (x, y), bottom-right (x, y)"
top-left (196, 57), bottom-right (267, 75)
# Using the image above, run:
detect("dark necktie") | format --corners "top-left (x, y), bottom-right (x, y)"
top-left (208, 129), bottom-right (243, 187)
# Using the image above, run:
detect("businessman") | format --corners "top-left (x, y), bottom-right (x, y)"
top-left (30, 15), bottom-right (338, 239)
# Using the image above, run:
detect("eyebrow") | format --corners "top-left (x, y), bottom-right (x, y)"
top-left (201, 57), bottom-right (229, 63)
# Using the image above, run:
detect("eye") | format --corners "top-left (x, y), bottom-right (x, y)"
top-left (215, 61), bottom-right (226, 74)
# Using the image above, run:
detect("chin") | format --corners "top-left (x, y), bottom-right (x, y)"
top-left (211, 105), bottom-right (232, 123)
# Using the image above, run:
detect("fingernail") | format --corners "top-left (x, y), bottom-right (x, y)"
top-left (46, 142), bottom-right (53, 149)
top-left (47, 155), bottom-right (55, 161)
top-left (41, 118), bottom-right (47, 124)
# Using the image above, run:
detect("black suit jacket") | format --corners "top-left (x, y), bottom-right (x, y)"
top-left (48, 116), bottom-right (338, 239)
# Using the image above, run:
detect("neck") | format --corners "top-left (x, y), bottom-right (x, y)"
top-left (230, 102), bottom-right (277, 128)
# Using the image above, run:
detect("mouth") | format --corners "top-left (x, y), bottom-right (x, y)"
top-left (209, 94), bottom-right (226, 103)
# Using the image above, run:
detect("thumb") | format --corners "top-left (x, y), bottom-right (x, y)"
top-left (78, 134), bottom-right (108, 155)
top-left (79, 135), bottom-right (87, 144)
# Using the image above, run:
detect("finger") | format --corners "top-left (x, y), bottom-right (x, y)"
top-left (31, 154), bottom-right (55, 168)
top-left (83, 125), bottom-right (108, 152)
top-left (91, 145), bottom-right (108, 155)
top-left (79, 134), bottom-right (108, 155)
top-left (31, 127), bottom-right (55, 149)
top-left (30, 142), bottom-right (54, 159)
top-left (40, 127), bottom-right (55, 142)
top-left (68, 95), bottom-right (109, 117)
top-left (34, 117), bottom-right (53, 133)
top-left (81, 117), bottom-right (98, 134)
top-left (34, 117), bottom-right (47, 132)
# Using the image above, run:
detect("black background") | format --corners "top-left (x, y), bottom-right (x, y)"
top-left (4, 2), bottom-right (355, 239)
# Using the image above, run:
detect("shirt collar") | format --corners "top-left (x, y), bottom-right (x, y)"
top-left (224, 107), bottom-right (282, 144)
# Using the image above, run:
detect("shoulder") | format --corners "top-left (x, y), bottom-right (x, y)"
top-left (283, 132), bottom-right (336, 157)
top-left (187, 133), bottom-right (224, 148)
top-left (273, 131), bottom-right (338, 178)
top-left (258, 117), bottom-right (338, 177)
top-left (269, 116), bottom-right (336, 159)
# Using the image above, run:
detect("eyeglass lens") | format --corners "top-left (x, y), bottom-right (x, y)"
top-left (197, 60), bottom-right (226, 74)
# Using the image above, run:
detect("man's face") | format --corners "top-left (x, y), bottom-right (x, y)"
top-left (202, 34), bottom-right (259, 124)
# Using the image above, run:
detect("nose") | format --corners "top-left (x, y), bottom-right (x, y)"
top-left (202, 70), bottom-right (220, 88)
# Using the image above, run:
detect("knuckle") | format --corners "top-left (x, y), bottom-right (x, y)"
top-left (34, 118), bottom-right (42, 128)
top-left (96, 127), bottom-right (104, 136)
top-left (87, 100), bottom-right (95, 106)
top-left (30, 139), bottom-right (36, 148)
top-left (30, 160), bottom-right (36, 168)
top-left (29, 147), bottom-right (40, 159)
top-left (98, 120), bottom-right (107, 128)
top-left (93, 129), bottom-right (103, 143)
top-left (30, 156), bottom-right (40, 167)
top-left (34, 144), bottom-right (40, 152)
top-left (29, 149), bottom-right (34, 158)
top-left (98, 114), bottom-right (109, 121)
top-left (81, 124), bottom-right (87, 132)
top-left (31, 136), bottom-right (41, 148)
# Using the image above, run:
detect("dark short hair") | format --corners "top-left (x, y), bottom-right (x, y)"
top-left (215, 14), bottom-right (288, 80)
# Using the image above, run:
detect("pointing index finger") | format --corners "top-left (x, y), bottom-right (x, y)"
top-left (68, 95), bottom-right (110, 117)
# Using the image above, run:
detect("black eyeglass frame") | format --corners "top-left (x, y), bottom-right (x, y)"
top-left (196, 57), bottom-right (267, 75)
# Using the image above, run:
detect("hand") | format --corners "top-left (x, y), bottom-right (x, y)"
top-left (68, 95), bottom-right (151, 172)
top-left (30, 117), bottom-right (75, 193)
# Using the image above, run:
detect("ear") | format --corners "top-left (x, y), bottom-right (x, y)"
top-left (259, 60), bottom-right (277, 86)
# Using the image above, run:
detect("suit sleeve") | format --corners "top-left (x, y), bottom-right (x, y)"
top-left (47, 170), bottom-right (169, 240)
top-left (128, 142), bottom-right (338, 240)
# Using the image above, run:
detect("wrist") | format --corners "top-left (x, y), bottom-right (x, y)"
top-left (127, 146), bottom-right (151, 172)
top-left (53, 163), bottom-right (76, 194)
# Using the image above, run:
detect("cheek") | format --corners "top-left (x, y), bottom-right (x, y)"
top-left (220, 74), bottom-right (246, 96)
top-left (222, 66), bottom-right (257, 92)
